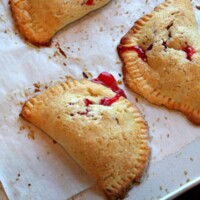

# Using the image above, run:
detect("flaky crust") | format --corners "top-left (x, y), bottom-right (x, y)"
top-left (118, 0), bottom-right (200, 125)
top-left (20, 78), bottom-right (150, 200)
top-left (9, 0), bottom-right (111, 46)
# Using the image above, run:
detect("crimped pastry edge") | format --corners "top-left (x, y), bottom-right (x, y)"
top-left (20, 78), bottom-right (150, 200)
top-left (9, 0), bottom-right (112, 46)
top-left (118, 0), bottom-right (200, 125)
top-left (9, 0), bottom-right (53, 46)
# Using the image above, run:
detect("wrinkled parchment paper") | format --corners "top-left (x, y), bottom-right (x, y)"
top-left (0, 0), bottom-right (200, 199)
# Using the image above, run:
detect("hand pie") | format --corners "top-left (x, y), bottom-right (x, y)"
top-left (20, 76), bottom-right (150, 200)
top-left (118, 0), bottom-right (200, 125)
top-left (9, 0), bottom-right (111, 46)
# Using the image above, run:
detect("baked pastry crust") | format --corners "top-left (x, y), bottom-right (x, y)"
top-left (9, 0), bottom-right (111, 46)
top-left (20, 78), bottom-right (150, 200)
top-left (118, 0), bottom-right (200, 125)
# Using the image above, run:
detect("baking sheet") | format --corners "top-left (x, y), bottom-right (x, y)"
top-left (0, 0), bottom-right (200, 199)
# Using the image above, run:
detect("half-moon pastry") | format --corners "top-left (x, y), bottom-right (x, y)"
top-left (118, 0), bottom-right (200, 125)
top-left (10, 0), bottom-right (111, 46)
top-left (20, 75), bottom-right (150, 200)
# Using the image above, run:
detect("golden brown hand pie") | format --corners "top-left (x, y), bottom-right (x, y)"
top-left (20, 77), bottom-right (150, 200)
top-left (118, 0), bottom-right (200, 125)
top-left (10, 0), bottom-right (111, 46)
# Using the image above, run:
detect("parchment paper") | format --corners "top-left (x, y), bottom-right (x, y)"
top-left (0, 0), bottom-right (200, 199)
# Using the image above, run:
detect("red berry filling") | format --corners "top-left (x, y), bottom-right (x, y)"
top-left (118, 45), bottom-right (147, 62)
top-left (182, 46), bottom-right (196, 61)
top-left (99, 94), bottom-right (121, 106)
top-left (84, 72), bottom-right (127, 107)
top-left (92, 72), bottom-right (126, 98)
top-left (85, 0), bottom-right (93, 5)
top-left (84, 99), bottom-right (93, 106)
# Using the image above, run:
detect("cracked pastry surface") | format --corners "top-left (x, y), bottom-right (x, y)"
top-left (118, 0), bottom-right (200, 125)
top-left (20, 78), bottom-right (150, 200)
top-left (9, 0), bottom-right (111, 46)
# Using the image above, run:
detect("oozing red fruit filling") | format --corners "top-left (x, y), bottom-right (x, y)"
top-left (92, 72), bottom-right (126, 98)
top-left (84, 99), bottom-right (93, 106)
top-left (85, 0), bottom-right (93, 5)
top-left (182, 46), bottom-right (196, 61)
top-left (100, 94), bottom-right (121, 106)
top-left (118, 45), bottom-right (147, 62)
top-left (84, 72), bottom-right (127, 107)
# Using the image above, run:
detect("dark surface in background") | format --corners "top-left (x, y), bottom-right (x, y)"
top-left (174, 184), bottom-right (200, 200)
